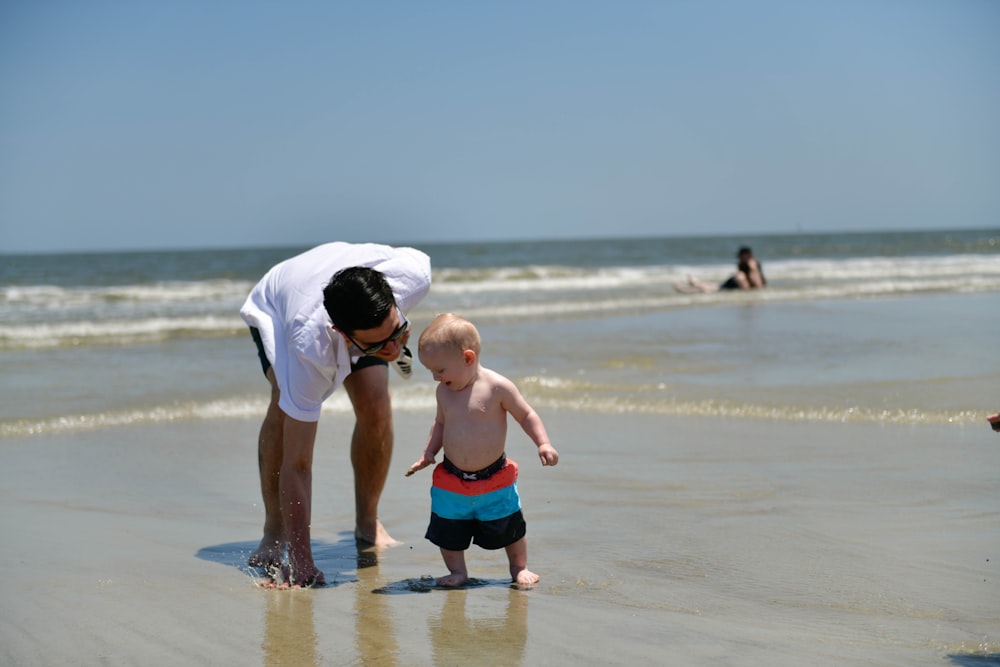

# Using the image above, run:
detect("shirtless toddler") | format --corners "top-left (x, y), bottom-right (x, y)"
top-left (406, 313), bottom-right (559, 587)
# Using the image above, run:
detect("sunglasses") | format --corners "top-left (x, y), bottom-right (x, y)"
top-left (344, 308), bottom-right (409, 356)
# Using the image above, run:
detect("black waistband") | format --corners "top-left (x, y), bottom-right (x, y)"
top-left (442, 454), bottom-right (507, 481)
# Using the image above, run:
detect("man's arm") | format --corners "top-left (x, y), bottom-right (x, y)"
top-left (280, 416), bottom-right (320, 555)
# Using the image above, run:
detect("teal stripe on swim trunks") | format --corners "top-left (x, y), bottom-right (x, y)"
top-left (430, 483), bottom-right (522, 522)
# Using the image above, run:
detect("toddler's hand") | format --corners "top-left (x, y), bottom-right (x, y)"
top-left (538, 443), bottom-right (559, 467)
top-left (405, 457), bottom-right (435, 476)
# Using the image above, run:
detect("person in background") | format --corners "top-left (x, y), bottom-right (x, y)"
top-left (240, 242), bottom-right (431, 588)
top-left (677, 246), bottom-right (767, 293)
top-left (406, 313), bottom-right (559, 587)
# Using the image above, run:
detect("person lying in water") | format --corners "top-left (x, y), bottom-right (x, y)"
top-left (677, 246), bottom-right (767, 293)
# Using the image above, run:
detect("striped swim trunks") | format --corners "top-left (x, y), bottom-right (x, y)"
top-left (425, 455), bottom-right (526, 551)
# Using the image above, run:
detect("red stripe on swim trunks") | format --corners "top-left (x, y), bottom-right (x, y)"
top-left (431, 459), bottom-right (519, 496)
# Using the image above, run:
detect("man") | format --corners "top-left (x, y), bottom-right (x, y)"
top-left (240, 242), bottom-right (432, 587)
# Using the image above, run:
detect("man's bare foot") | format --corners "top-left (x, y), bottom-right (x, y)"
top-left (248, 538), bottom-right (283, 568)
top-left (436, 572), bottom-right (469, 587)
top-left (287, 570), bottom-right (325, 589)
top-left (512, 568), bottom-right (539, 588)
top-left (258, 565), bottom-right (326, 589)
top-left (260, 577), bottom-right (326, 590)
top-left (355, 519), bottom-right (400, 549)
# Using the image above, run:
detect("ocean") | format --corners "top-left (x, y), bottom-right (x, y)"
top-left (2, 228), bottom-right (997, 435)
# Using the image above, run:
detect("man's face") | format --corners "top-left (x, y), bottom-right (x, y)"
top-left (339, 308), bottom-right (410, 361)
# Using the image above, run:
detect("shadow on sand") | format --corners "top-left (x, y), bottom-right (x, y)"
top-left (948, 655), bottom-right (1000, 666)
top-left (371, 576), bottom-right (516, 595)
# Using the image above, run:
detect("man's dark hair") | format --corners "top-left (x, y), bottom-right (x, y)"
top-left (323, 267), bottom-right (396, 334)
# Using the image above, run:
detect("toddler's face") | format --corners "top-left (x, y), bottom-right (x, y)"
top-left (418, 345), bottom-right (474, 391)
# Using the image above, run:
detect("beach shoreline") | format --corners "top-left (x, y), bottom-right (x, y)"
top-left (2, 410), bottom-right (997, 666)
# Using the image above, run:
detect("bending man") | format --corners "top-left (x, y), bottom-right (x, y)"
top-left (240, 242), bottom-right (431, 587)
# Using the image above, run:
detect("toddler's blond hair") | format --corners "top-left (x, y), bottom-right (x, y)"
top-left (418, 313), bottom-right (481, 355)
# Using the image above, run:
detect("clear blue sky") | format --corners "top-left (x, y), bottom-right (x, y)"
top-left (2, 1), bottom-right (998, 253)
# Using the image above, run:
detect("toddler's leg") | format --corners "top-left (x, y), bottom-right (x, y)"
top-left (437, 548), bottom-right (469, 587)
top-left (505, 537), bottom-right (539, 587)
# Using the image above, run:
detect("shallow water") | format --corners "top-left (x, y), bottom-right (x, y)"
top-left (4, 291), bottom-right (995, 435)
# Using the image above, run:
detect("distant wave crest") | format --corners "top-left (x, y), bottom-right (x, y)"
top-left (1, 279), bottom-right (253, 307)
top-left (0, 316), bottom-right (246, 349)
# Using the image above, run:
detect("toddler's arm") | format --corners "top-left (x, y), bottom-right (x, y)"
top-left (406, 416), bottom-right (444, 476)
top-left (501, 378), bottom-right (559, 467)
top-left (519, 408), bottom-right (558, 466)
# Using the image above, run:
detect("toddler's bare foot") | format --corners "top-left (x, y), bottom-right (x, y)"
top-left (512, 568), bottom-right (539, 588)
top-left (436, 572), bottom-right (469, 587)
top-left (248, 538), bottom-right (283, 569)
top-left (355, 519), bottom-right (400, 549)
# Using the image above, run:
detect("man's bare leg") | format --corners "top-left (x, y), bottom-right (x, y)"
top-left (249, 369), bottom-right (286, 568)
top-left (344, 364), bottom-right (399, 548)
top-left (437, 548), bottom-right (469, 587)
top-left (506, 538), bottom-right (539, 587)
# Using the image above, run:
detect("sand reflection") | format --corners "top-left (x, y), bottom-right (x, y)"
top-left (353, 551), bottom-right (400, 665)
top-left (262, 589), bottom-right (319, 667)
top-left (429, 588), bottom-right (528, 666)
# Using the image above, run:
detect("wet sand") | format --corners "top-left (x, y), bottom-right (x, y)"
top-left (1, 410), bottom-right (997, 666)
